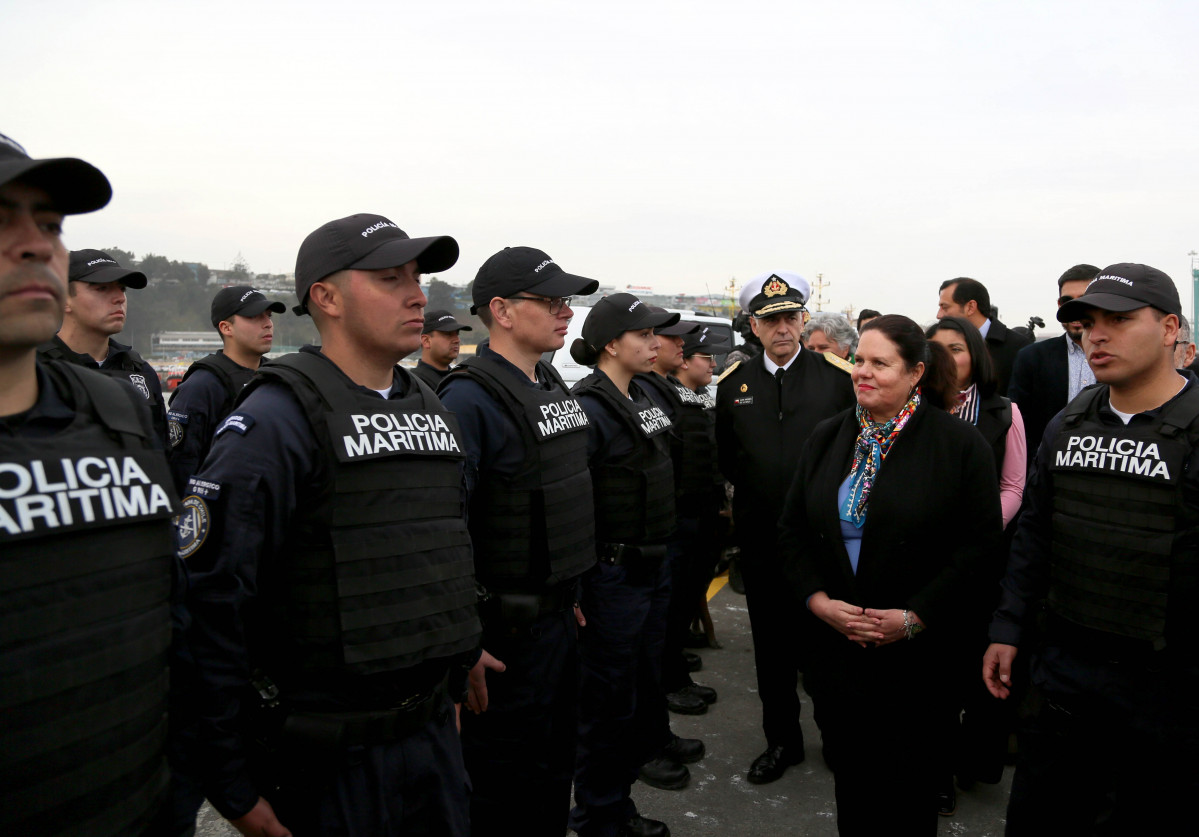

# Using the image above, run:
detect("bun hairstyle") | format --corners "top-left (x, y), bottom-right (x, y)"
top-left (859, 314), bottom-right (957, 409)
top-left (570, 337), bottom-right (602, 366)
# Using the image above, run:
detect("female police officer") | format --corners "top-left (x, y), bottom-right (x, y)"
top-left (568, 294), bottom-right (680, 837)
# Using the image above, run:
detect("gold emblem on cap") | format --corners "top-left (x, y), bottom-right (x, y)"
top-left (740, 384), bottom-right (748, 392)
top-left (763, 275), bottom-right (789, 298)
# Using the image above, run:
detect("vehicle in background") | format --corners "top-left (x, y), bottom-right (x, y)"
top-left (548, 307), bottom-right (738, 387)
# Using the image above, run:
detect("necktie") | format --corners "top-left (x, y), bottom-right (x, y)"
top-left (775, 367), bottom-right (785, 420)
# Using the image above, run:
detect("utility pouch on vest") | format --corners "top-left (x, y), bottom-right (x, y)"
top-left (481, 587), bottom-right (575, 633)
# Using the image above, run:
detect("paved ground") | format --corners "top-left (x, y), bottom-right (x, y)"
top-left (196, 577), bottom-right (1013, 835)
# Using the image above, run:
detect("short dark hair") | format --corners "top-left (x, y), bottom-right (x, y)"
top-left (860, 314), bottom-right (957, 409)
top-left (925, 316), bottom-right (996, 398)
top-left (855, 309), bottom-right (881, 331)
top-left (1057, 264), bottom-right (1100, 291)
top-left (939, 278), bottom-right (991, 318)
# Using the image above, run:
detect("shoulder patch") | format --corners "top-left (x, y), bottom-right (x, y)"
top-left (215, 412), bottom-right (255, 438)
top-left (176, 494), bottom-right (212, 560)
top-left (823, 352), bottom-right (854, 374)
top-left (715, 361), bottom-right (741, 385)
top-left (167, 409), bottom-right (188, 448)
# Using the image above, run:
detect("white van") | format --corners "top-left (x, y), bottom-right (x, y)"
top-left (546, 307), bottom-right (739, 387)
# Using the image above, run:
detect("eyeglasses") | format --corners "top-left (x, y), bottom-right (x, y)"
top-left (504, 295), bottom-right (573, 315)
top-left (689, 353), bottom-right (715, 361)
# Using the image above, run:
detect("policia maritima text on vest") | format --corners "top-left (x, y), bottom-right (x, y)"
top-left (180, 214), bottom-right (481, 836)
top-left (0, 132), bottom-right (182, 836)
top-left (984, 263), bottom-right (1199, 832)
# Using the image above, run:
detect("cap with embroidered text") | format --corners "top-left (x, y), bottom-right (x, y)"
top-left (422, 309), bottom-right (473, 334)
top-left (210, 286), bottom-right (287, 327)
top-left (471, 247), bottom-right (599, 315)
top-left (68, 249), bottom-right (147, 290)
top-left (1056, 263), bottom-right (1181, 322)
top-left (293, 213), bottom-right (459, 315)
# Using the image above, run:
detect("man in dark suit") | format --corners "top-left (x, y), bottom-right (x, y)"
top-left (1007, 265), bottom-right (1099, 457)
top-left (937, 277), bottom-right (1031, 396)
top-left (716, 271), bottom-right (855, 785)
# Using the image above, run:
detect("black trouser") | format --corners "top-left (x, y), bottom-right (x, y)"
top-left (806, 634), bottom-right (948, 836)
top-left (1006, 648), bottom-right (1199, 835)
top-left (264, 692), bottom-right (470, 837)
top-left (662, 511), bottom-right (720, 692)
top-left (739, 547), bottom-right (805, 751)
top-left (461, 607), bottom-right (578, 837)
top-left (570, 557), bottom-right (672, 837)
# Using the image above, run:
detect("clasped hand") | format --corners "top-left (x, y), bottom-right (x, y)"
top-left (809, 592), bottom-right (915, 647)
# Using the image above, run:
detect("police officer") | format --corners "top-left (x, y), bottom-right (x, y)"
top-left (438, 246), bottom-right (598, 836)
top-left (715, 272), bottom-right (855, 784)
top-left (0, 133), bottom-right (180, 836)
top-left (165, 285), bottom-right (285, 491)
top-left (181, 214), bottom-right (481, 836)
top-left (636, 315), bottom-right (722, 717)
top-left (569, 294), bottom-right (681, 837)
top-left (412, 309), bottom-right (471, 390)
top-left (37, 248), bottom-right (168, 442)
top-left (984, 263), bottom-right (1199, 832)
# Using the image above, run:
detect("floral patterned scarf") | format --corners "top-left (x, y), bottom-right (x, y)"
top-left (839, 388), bottom-right (921, 528)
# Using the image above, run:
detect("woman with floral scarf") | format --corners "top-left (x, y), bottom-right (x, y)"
top-left (779, 315), bottom-right (1003, 835)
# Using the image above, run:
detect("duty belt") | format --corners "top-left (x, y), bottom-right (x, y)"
top-left (280, 673), bottom-right (449, 750)
top-left (597, 542), bottom-right (668, 566)
top-left (1044, 613), bottom-right (1167, 663)
top-left (481, 583), bottom-right (577, 632)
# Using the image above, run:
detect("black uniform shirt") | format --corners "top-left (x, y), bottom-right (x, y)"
top-left (989, 375), bottom-right (1199, 693)
top-left (166, 358), bottom-right (255, 492)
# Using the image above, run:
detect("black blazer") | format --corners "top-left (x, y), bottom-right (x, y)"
top-left (716, 349), bottom-right (854, 550)
top-left (1008, 334), bottom-right (1069, 460)
top-left (985, 318), bottom-right (1032, 397)
top-left (780, 402), bottom-right (1002, 635)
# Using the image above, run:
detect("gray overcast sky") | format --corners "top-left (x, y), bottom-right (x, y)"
top-left (5, 0), bottom-right (1198, 328)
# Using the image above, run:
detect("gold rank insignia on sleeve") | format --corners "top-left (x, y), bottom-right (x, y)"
top-left (823, 352), bottom-right (853, 374)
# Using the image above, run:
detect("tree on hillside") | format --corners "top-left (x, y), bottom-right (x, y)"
top-left (103, 246), bottom-right (137, 267)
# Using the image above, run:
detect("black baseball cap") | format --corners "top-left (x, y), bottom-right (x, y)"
top-left (68, 249), bottom-right (147, 289)
top-left (1057, 263), bottom-right (1181, 322)
top-left (210, 286), bottom-right (287, 327)
top-left (569, 293), bottom-right (679, 364)
top-left (470, 247), bottom-right (599, 315)
top-left (682, 324), bottom-right (731, 356)
top-left (651, 307), bottom-right (701, 337)
top-left (0, 132), bottom-right (111, 215)
top-left (293, 213), bottom-right (459, 315)
top-left (422, 309), bottom-right (473, 334)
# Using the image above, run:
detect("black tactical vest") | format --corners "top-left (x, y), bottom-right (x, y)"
top-left (39, 337), bottom-right (162, 410)
top-left (0, 362), bottom-right (178, 837)
top-left (250, 351), bottom-right (480, 683)
top-left (1048, 384), bottom-right (1199, 649)
top-left (573, 372), bottom-right (676, 544)
top-left (637, 372), bottom-right (721, 504)
top-left (975, 393), bottom-right (1013, 479)
top-left (174, 351), bottom-right (256, 412)
top-left (449, 356), bottom-right (596, 590)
